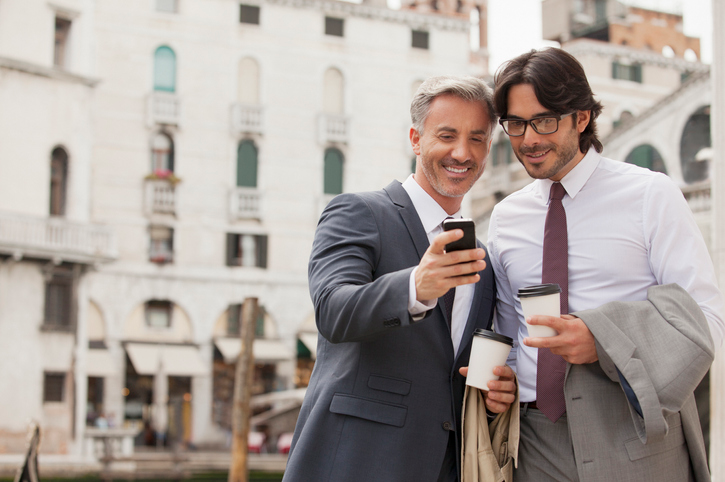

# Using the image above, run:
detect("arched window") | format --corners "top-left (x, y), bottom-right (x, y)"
top-left (680, 106), bottom-right (711, 184)
top-left (625, 144), bottom-right (666, 174)
top-left (324, 148), bottom-right (344, 195)
top-left (50, 147), bottom-right (69, 216)
top-left (237, 140), bottom-right (258, 187)
top-left (154, 46), bottom-right (177, 92)
top-left (238, 57), bottom-right (260, 104)
top-left (151, 132), bottom-right (174, 172)
top-left (323, 68), bottom-right (344, 114)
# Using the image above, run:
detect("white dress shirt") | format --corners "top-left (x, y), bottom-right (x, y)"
top-left (489, 148), bottom-right (724, 402)
top-left (402, 174), bottom-right (475, 355)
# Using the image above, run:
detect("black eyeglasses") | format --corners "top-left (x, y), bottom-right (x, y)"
top-left (499, 112), bottom-right (575, 137)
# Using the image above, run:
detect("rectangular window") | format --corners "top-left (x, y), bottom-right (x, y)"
top-left (325, 17), bottom-right (344, 37)
top-left (54, 17), bottom-right (72, 68)
top-left (240, 4), bottom-right (260, 25)
top-left (612, 61), bottom-right (642, 83)
top-left (226, 233), bottom-right (268, 268)
top-left (149, 226), bottom-right (174, 264)
top-left (44, 372), bottom-right (66, 402)
top-left (145, 300), bottom-right (172, 328)
top-left (156, 0), bottom-right (178, 12)
top-left (44, 267), bottom-right (74, 330)
top-left (412, 30), bottom-right (429, 50)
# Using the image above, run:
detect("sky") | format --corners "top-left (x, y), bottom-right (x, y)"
top-left (486, 0), bottom-right (713, 75)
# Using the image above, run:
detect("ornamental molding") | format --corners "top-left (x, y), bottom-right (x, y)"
top-left (563, 39), bottom-right (710, 73)
top-left (262, 0), bottom-right (470, 32)
top-left (0, 56), bottom-right (98, 86)
top-left (603, 70), bottom-right (711, 145)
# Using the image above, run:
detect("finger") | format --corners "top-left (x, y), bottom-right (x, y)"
top-left (486, 379), bottom-right (516, 394)
top-left (459, 366), bottom-right (469, 377)
top-left (522, 336), bottom-right (559, 348)
top-left (492, 365), bottom-right (515, 379)
top-left (526, 315), bottom-right (561, 327)
top-left (429, 229), bottom-right (465, 254)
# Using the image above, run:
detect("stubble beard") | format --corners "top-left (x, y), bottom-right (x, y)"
top-left (514, 131), bottom-right (580, 180)
top-left (419, 155), bottom-right (483, 198)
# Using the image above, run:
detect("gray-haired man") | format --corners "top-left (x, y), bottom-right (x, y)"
top-left (283, 76), bottom-right (516, 482)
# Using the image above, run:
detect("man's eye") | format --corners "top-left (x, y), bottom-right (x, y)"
top-left (509, 121), bottom-right (525, 128)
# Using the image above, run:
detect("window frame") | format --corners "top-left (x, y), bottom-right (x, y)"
top-left (226, 233), bottom-right (268, 268)
top-left (411, 30), bottom-right (429, 50)
top-left (239, 4), bottom-right (261, 25)
top-left (43, 372), bottom-right (66, 403)
top-left (145, 300), bottom-right (173, 328)
top-left (325, 16), bottom-right (344, 37)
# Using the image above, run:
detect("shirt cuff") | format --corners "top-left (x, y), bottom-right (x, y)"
top-left (409, 267), bottom-right (437, 320)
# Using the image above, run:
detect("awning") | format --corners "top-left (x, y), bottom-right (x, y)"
top-left (215, 338), bottom-right (293, 364)
top-left (298, 333), bottom-right (318, 360)
top-left (86, 349), bottom-right (117, 376)
top-left (125, 343), bottom-right (207, 376)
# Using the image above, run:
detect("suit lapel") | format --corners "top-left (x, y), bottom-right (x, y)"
top-left (384, 181), bottom-right (454, 350)
top-left (384, 181), bottom-right (430, 260)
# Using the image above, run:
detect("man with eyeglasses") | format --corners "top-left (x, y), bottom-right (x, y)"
top-left (486, 48), bottom-right (723, 481)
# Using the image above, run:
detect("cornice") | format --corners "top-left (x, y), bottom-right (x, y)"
top-left (563, 39), bottom-right (710, 73)
top-left (603, 70), bottom-right (711, 145)
top-left (0, 56), bottom-right (98, 87)
top-left (261, 0), bottom-right (470, 32)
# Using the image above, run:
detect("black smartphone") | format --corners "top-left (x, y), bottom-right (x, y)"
top-left (443, 218), bottom-right (476, 252)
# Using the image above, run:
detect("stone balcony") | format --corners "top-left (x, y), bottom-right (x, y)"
top-left (0, 211), bottom-right (117, 264)
top-left (148, 91), bottom-right (181, 126)
top-left (318, 114), bottom-right (348, 144)
top-left (682, 181), bottom-right (711, 214)
top-left (231, 103), bottom-right (263, 134)
top-left (230, 187), bottom-right (262, 220)
top-left (145, 179), bottom-right (177, 216)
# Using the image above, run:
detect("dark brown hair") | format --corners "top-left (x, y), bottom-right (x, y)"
top-left (493, 48), bottom-right (603, 153)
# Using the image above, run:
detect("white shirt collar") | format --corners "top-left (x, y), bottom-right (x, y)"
top-left (401, 174), bottom-right (461, 234)
top-left (534, 147), bottom-right (601, 203)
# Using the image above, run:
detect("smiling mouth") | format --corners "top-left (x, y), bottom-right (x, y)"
top-left (526, 149), bottom-right (550, 161)
top-left (444, 166), bottom-right (469, 174)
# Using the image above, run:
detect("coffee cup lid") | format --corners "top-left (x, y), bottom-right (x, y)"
top-left (518, 284), bottom-right (561, 298)
top-left (473, 329), bottom-right (514, 346)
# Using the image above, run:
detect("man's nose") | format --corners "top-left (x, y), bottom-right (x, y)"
top-left (451, 140), bottom-right (472, 162)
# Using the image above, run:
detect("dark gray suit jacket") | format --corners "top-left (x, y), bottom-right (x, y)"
top-left (283, 181), bottom-right (496, 482)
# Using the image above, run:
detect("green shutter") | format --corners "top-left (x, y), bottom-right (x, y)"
top-left (324, 148), bottom-right (344, 195)
top-left (154, 46), bottom-right (176, 92)
top-left (237, 141), bottom-right (258, 187)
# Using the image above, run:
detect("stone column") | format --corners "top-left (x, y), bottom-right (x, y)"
top-left (73, 267), bottom-right (89, 456)
top-left (153, 369), bottom-right (169, 446)
top-left (710, 0), bottom-right (725, 479)
top-left (192, 341), bottom-right (214, 444)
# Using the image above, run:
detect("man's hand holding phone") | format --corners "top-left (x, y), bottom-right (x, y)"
top-left (415, 219), bottom-right (485, 302)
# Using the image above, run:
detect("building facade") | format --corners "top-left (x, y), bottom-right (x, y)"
top-left (0, 0), bottom-right (485, 458)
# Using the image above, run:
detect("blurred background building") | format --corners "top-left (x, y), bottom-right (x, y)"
top-left (0, 0), bottom-right (488, 461)
top-left (0, 0), bottom-right (722, 475)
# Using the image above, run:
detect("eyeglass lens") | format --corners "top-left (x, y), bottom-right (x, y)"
top-left (503, 117), bottom-right (559, 136)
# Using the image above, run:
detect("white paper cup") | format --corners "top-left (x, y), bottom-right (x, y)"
top-left (518, 284), bottom-right (561, 338)
top-left (466, 329), bottom-right (514, 391)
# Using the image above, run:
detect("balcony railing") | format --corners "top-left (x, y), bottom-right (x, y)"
top-left (231, 103), bottom-right (263, 134)
top-left (318, 114), bottom-right (348, 144)
top-left (145, 180), bottom-right (177, 216)
top-left (0, 211), bottom-right (117, 264)
top-left (230, 187), bottom-right (261, 220)
top-left (148, 91), bottom-right (181, 126)
top-left (682, 182), bottom-right (711, 214)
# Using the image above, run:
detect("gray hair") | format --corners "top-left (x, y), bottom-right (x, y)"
top-left (410, 76), bottom-right (496, 135)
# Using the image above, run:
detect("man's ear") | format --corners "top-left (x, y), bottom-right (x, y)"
top-left (409, 126), bottom-right (421, 155)
top-left (576, 110), bottom-right (591, 134)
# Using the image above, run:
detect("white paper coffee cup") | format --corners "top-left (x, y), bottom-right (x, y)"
top-left (518, 284), bottom-right (561, 338)
top-left (465, 329), bottom-right (514, 391)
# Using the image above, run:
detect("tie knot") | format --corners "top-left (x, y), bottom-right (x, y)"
top-left (549, 182), bottom-right (566, 201)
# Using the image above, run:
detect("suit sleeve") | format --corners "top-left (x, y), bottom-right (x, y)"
top-left (308, 193), bottom-right (421, 344)
top-left (575, 284), bottom-right (715, 444)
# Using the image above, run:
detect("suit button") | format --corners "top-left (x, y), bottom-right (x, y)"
top-left (442, 422), bottom-right (453, 431)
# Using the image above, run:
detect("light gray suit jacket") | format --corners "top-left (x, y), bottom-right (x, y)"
top-left (283, 181), bottom-right (496, 482)
top-left (567, 283), bottom-right (714, 482)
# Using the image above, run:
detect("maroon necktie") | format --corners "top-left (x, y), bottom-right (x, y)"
top-left (536, 182), bottom-right (568, 422)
